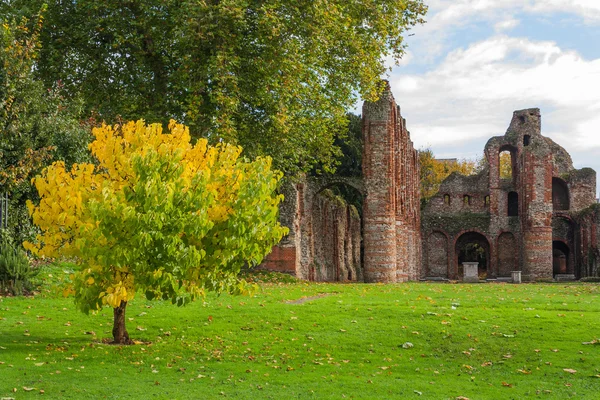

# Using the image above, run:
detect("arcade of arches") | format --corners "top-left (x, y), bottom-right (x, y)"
top-left (263, 84), bottom-right (600, 282)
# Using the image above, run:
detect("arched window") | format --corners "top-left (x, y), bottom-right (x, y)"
top-left (499, 150), bottom-right (513, 180)
top-left (463, 195), bottom-right (471, 206)
top-left (443, 194), bottom-right (451, 205)
top-left (552, 178), bottom-right (569, 211)
top-left (508, 192), bottom-right (518, 216)
top-left (523, 135), bottom-right (531, 146)
top-left (484, 195), bottom-right (490, 206)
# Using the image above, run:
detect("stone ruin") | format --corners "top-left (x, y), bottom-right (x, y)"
top-left (262, 83), bottom-right (600, 282)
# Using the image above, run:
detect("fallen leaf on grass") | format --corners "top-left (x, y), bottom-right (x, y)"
top-left (481, 362), bottom-right (492, 367)
top-left (501, 382), bottom-right (512, 387)
top-left (402, 342), bottom-right (414, 349)
top-left (582, 339), bottom-right (599, 345)
top-left (563, 368), bottom-right (577, 374)
top-left (517, 369), bottom-right (531, 374)
top-left (22, 387), bottom-right (35, 392)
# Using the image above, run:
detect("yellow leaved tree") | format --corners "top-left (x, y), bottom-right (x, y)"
top-left (419, 148), bottom-right (478, 203)
top-left (25, 120), bottom-right (287, 344)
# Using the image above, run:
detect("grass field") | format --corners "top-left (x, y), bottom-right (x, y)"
top-left (1, 265), bottom-right (600, 399)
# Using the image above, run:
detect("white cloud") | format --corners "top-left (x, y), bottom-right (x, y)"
top-left (528, 0), bottom-right (600, 23)
top-left (495, 18), bottom-right (520, 32)
top-left (408, 0), bottom-right (600, 61)
top-left (390, 36), bottom-right (600, 162)
top-left (383, 50), bottom-right (413, 70)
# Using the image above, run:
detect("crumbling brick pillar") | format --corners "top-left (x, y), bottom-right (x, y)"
top-left (517, 110), bottom-right (554, 280)
top-left (362, 84), bottom-right (398, 283)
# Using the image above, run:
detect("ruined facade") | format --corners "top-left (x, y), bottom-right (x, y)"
top-left (262, 83), bottom-right (421, 282)
top-left (261, 177), bottom-right (364, 282)
top-left (263, 84), bottom-right (600, 282)
top-left (421, 108), bottom-right (600, 281)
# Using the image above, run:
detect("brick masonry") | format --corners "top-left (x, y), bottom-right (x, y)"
top-left (263, 85), bottom-right (600, 282)
top-left (422, 108), bottom-right (600, 281)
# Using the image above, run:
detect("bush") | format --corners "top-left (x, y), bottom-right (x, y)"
top-left (580, 276), bottom-right (600, 283)
top-left (0, 241), bottom-right (37, 295)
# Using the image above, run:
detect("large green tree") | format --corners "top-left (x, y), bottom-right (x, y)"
top-left (2, 0), bottom-right (427, 176)
top-left (1, 11), bottom-right (92, 242)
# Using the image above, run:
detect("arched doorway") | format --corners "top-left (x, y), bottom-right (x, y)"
top-left (552, 241), bottom-right (570, 276)
top-left (455, 232), bottom-right (491, 280)
top-left (552, 216), bottom-right (576, 277)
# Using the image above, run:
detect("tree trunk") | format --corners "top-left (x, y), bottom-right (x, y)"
top-left (112, 301), bottom-right (134, 345)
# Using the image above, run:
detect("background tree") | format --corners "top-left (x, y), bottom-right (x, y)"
top-left (0, 11), bottom-right (92, 243)
top-left (25, 120), bottom-right (287, 344)
top-left (499, 151), bottom-right (513, 179)
top-left (419, 148), bottom-right (478, 203)
top-left (1, 0), bottom-right (427, 176)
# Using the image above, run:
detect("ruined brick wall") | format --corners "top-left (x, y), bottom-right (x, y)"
top-left (362, 82), bottom-right (421, 282)
top-left (263, 83), bottom-right (422, 283)
top-left (513, 109), bottom-right (554, 281)
top-left (261, 182), bottom-right (301, 274)
top-left (265, 88), bottom-right (598, 283)
top-left (261, 178), bottom-right (363, 282)
top-left (566, 168), bottom-right (597, 211)
top-left (422, 107), bottom-right (598, 281)
top-left (577, 206), bottom-right (600, 278)
top-left (421, 167), bottom-right (497, 279)
top-left (310, 193), bottom-right (362, 281)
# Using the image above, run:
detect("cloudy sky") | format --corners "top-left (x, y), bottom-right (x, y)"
top-left (379, 0), bottom-right (600, 195)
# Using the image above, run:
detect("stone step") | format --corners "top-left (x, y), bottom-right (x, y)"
top-left (555, 274), bottom-right (576, 282)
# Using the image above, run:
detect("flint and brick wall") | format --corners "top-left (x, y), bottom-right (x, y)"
top-left (264, 86), bottom-right (600, 282)
top-left (362, 83), bottom-right (421, 282)
top-left (262, 179), bottom-right (362, 282)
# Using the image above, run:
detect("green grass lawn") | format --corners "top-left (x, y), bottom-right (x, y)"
top-left (1, 265), bottom-right (600, 399)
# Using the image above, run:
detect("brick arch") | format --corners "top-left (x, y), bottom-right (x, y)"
top-left (552, 215), bottom-right (576, 276)
top-left (308, 176), bottom-right (365, 198)
top-left (426, 230), bottom-right (450, 278)
top-left (453, 230), bottom-right (492, 280)
top-left (498, 144), bottom-right (519, 183)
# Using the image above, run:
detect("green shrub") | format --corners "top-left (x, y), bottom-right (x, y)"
top-left (580, 276), bottom-right (600, 283)
top-left (0, 241), bottom-right (37, 295)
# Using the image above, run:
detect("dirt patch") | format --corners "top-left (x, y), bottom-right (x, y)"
top-left (285, 293), bottom-right (332, 305)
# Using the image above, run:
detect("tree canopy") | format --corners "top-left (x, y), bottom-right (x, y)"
top-left (1, 0), bottom-right (427, 176)
top-left (1, 11), bottom-right (92, 242)
top-left (419, 149), bottom-right (478, 203)
top-left (25, 120), bottom-right (287, 343)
